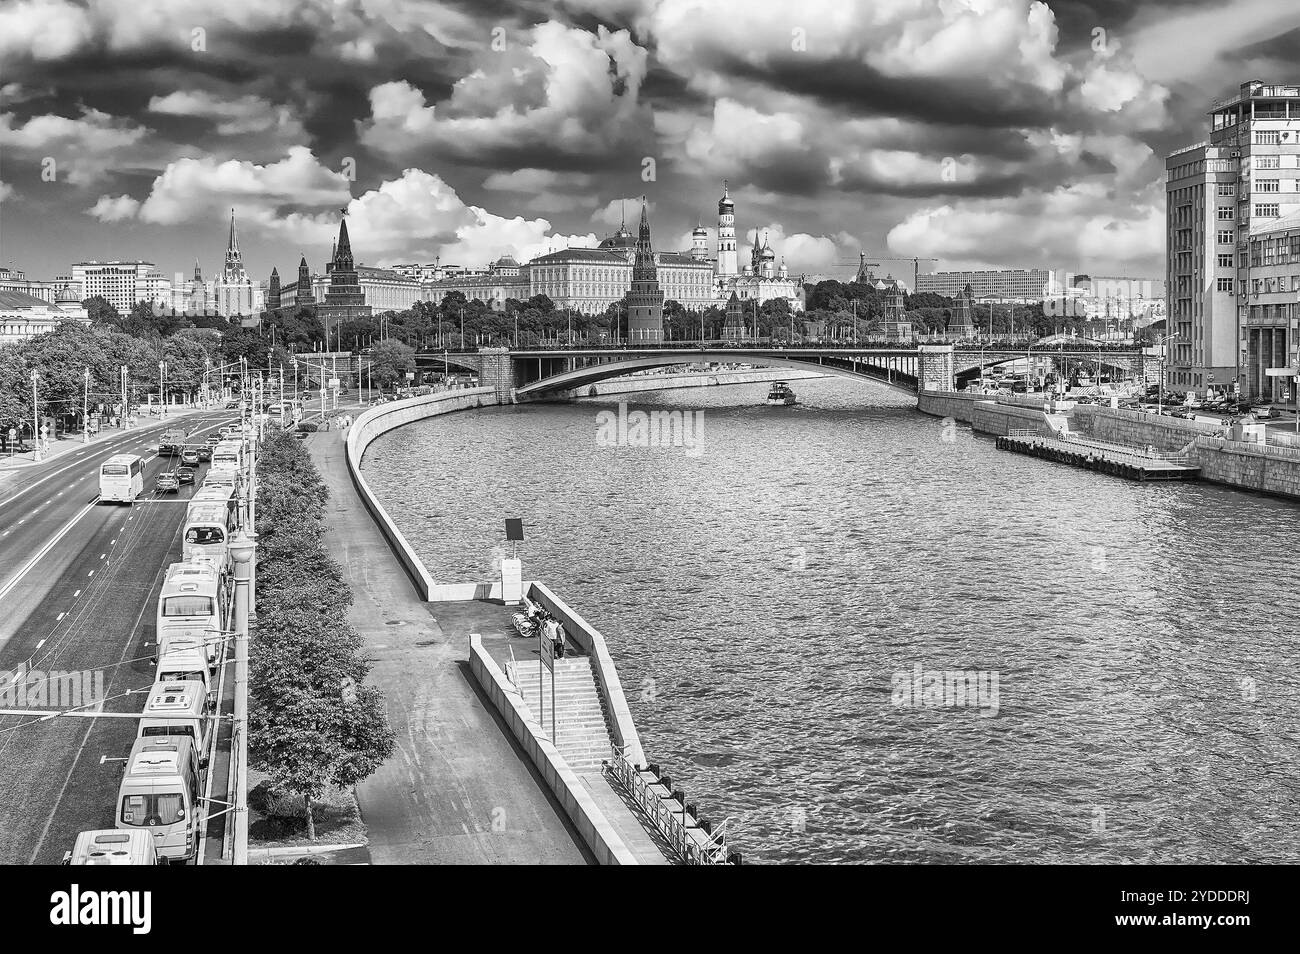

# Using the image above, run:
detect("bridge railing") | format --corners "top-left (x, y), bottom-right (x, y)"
top-left (605, 746), bottom-right (733, 866)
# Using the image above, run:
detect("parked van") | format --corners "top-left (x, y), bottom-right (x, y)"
top-left (154, 635), bottom-right (214, 711)
top-left (116, 737), bottom-right (202, 863)
top-left (63, 829), bottom-right (159, 865)
top-left (139, 680), bottom-right (212, 754)
top-left (157, 562), bottom-right (226, 668)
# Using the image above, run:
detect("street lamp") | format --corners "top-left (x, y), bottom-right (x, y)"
top-left (82, 367), bottom-right (90, 443)
top-left (159, 360), bottom-right (167, 419)
top-left (121, 364), bottom-right (128, 429)
top-left (31, 370), bottom-right (41, 462)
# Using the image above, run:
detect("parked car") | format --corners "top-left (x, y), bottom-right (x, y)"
top-left (196, 446), bottom-right (212, 462)
top-left (180, 448), bottom-right (200, 466)
top-left (155, 472), bottom-right (180, 493)
top-left (176, 465), bottom-right (196, 485)
top-left (1251, 405), bottom-right (1280, 419)
top-left (224, 400), bottom-right (239, 409)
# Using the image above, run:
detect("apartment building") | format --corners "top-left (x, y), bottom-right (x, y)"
top-left (1166, 80), bottom-right (1300, 399)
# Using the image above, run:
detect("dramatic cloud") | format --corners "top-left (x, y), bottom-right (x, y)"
top-left (0, 0), bottom-right (1287, 280)
top-left (359, 21), bottom-right (655, 168)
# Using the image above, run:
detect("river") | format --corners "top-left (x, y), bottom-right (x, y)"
top-left (361, 377), bottom-right (1300, 864)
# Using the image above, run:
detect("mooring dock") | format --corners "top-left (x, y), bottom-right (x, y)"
top-left (995, 430), bottom-right (1202, 482)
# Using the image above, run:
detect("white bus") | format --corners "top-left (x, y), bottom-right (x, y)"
top-left (182, 500), bottom-right (235, 574)
top-left (157, 562), bottom-right (226, 669)
top-left (210, 439), bottom-right (244, 473)
top-left (98, 454), bottom-right (144, 504)
top-left (116, 737), bottom-right (202, 863)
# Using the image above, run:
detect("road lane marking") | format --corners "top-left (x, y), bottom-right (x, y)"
top-left (73, 589), bottom-right (80, 597)
top-left (55, 614), bottom-right (64, 621)
top-left (0, 502), bottom-right (97, 606)
top-left (36, 638), bottom-right (45, 648)
top-left (0, 416), bottom-right (233, 511)
top-left (87, 570), bottom-right (94, 577)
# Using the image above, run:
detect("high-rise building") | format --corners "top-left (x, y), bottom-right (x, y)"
top-left (318, 215), bottom-right (372, 323)
top-left (626, 199), bottom-right (664, 343)
top-left (1166, 80), bottom-right (1300, 398)
top-left (214, 209), bottom-right (257, 317)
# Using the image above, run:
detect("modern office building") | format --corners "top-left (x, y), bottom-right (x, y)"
top-left (1166, 79), bottom-right (1300, 399)
top-left (70, 261), bottom-right (169, 313)
top-left (916, 268), bottom-right (1068, 300)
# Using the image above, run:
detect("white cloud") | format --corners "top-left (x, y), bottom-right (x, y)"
top-left (86, 194), bottom-right (141, 222)
top-left (148, 90), bottom-right (308, 139)
top-left (0, 107), bottom-right (150, 185)
top-left (359, 22), bottom-right (653, 163)
top-left (886, 183), bottom-right (1164, 274)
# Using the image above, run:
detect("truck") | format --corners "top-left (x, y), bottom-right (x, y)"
top-left (158, 426), bottom-right (189, 457)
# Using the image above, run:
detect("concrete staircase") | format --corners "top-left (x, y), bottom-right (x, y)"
top-left (512, 658), bottom-right (615, 772)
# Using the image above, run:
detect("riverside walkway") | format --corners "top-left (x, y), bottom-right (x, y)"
top-left (306, 429), bottom-right (591, 864)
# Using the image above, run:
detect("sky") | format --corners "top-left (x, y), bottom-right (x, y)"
top-left (2, 0), bottom-right (1299, 286)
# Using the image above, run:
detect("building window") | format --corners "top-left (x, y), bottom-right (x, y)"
top-left (1217, 278), bottom-right (1234, 293)
top-left (1217, 183), bottom-right (1236, 196)
top-left (1256, 179), bottom-right (1280, 193)
top-left (1217, 207), bottom-right (1234, 220)
top-left (1256, 155), bottom-right (1281, 170)
top-left (1256, 204), bottom-right (1280, 217)
top-left (1217, 229), bottom-right (1235, 245)
top-left (1217, 253), bottom-right (1234, 268)
top-left (1257, 130), bottom-right (1281, 145)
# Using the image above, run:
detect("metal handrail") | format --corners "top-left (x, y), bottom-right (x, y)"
top-left (605, 748), bottom-right (731, 865)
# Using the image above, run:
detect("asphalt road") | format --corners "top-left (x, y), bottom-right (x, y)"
top-left (0, 411), bottom-right (235, 864)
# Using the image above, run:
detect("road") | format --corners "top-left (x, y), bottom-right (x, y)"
top-left (0, 411), bottom-right (234, 864)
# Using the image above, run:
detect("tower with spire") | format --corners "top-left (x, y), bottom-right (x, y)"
top-left (625, 197), bottom-right (664, 343)
top-left (266, 267), bottom-right (281, 312)
top-left (716, 179), bottom-right (737, 277)
top-left (319, 211), bottom-right (371, 323)
top-left (214, 208), bottom-right (257, 317)
top-left (294, 255), bottom-right (315, 307)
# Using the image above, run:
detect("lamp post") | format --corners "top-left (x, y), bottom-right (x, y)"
top-left (82, 367), bottom-right (89, 443)
top-left (121, 365), bottom-right (128, 429)
top-left (31, 370), bottom-right (41, 462)
top-left (203, 358), bottom-right (211, 409)
top-left (159, 360), bottom-right (168, 419)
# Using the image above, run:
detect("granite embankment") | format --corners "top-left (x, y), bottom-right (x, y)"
top-left (918, 390), bottom-right (1300, 500)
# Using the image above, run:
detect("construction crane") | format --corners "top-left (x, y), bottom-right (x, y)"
top-left (834, 252), bottom-right (940, 293)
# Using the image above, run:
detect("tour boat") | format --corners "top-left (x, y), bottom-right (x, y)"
top-left (766, 382), bottom-right (797, 406)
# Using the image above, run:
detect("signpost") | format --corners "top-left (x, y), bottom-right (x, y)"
top-left (537, 623), bottom-right (555, 744)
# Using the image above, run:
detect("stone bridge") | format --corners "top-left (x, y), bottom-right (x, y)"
top-left (414, 344), bottom-right (1148, 401)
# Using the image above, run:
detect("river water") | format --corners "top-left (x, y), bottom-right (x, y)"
top-left (361, 377), bottom-right (1300, 864)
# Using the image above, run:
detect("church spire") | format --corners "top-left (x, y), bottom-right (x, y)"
top-left (227, 208), bottom-right (238, 255)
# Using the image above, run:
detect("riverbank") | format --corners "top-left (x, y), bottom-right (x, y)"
top-left (307, 403), bottom-right (593, 864)
top-left (918, 389), bottom-right (1300, 500)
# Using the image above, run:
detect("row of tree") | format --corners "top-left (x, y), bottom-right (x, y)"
top-left (249, 430), bottom-right (395, 839)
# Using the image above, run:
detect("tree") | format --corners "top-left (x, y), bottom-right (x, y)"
top-left (83, 296), bottom-right (121, 326)
top-left (220, 327), bottom-right (271, 368)
top-left (249, 431), bottom-right (395, 838)
top-left (369, 339), bottom-right (416, 390)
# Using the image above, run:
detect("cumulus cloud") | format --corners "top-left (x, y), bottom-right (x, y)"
top-left (86, 194), bottom-right (142, 222)
top-left (886, 182), bottom-right (1164, 274)
top-left (0, 107), bottom-right (150, 185)
top-left (359, 21), bottom-right (654, 167)
top-left (148, 90), bottom-right (308, 140)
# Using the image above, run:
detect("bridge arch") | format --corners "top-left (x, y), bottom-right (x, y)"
top-left (512, 351), bottom-right (919, 398)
